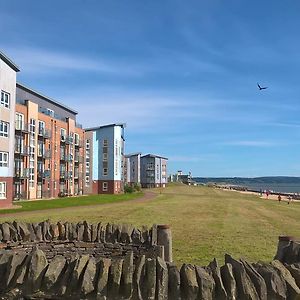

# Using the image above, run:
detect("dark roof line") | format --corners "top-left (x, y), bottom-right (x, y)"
top-left (85, 123), bottom-right (126, 131)
top-left (0, 51), bottom-right (20, 72)
top-left (125, 152), bottom-right (142, 157)
top-left (16, 82), bottom-right (78, 115)
top-left (142, 154), bottom-right (168, 160)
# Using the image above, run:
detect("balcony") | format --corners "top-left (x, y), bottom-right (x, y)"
top-left (65, 135), bottom-right (73, 144)
top-left (37, 170), bottom-right (51, 181)
top-left (38, 150), bottom-right (51, 159)
top-left (14, 168), bottom-right (30, 179)
top-left (14, 192), bottom-right (27, 201)
top-left (74, 169), bottom-right (80, 179)
top-left (75, 140), bottom-right (83, 148)
top-left (66, 154), bottom-right (73, 162)
top-left (15, 122), bottom-right (29, 133)
top-left (60, 171), bottom-right (67, 179)
top-left (66, 171), bottom-right (73, 179)
top-left (60, 153), bottom-right (66, 161)
top-left (14, 145), bottom-right (29, 156)
top-left (38, 128), bottom-right (51, 139)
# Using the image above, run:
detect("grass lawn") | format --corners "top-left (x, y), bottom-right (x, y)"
top-left (0, 183), bottom-right (299, 266)
top-left (0, 192), bottom-right (143, 214)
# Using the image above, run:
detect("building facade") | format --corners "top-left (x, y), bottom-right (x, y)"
top-left (14, 83), bottom-right (85, 200)
top-left (124, 153), bottom-right (141, 186)
top-left (0, 52), bottom-right (19, 207)
top-left (140, 154), bottom-right (168, 188)
top-left (84, 124), bottom-right (125, 194)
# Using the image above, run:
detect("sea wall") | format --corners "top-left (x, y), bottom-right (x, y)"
top-left (0, 221), bottom-right (299, 299)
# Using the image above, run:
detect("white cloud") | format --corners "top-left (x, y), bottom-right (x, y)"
top-left (2, 46), bottom-right (143, 76)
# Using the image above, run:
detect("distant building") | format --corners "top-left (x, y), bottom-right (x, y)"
top-left (124, 152), bottom-right (141, 186)
top-left (84, 124), bottom-right (125, 194)
top-left (140, 154), bottom-right (168, 188)
top-left (0, 52), bottom-right (19, 207)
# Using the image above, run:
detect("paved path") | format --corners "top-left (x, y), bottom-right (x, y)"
top-left (0, 191), bottom-right (158, 219)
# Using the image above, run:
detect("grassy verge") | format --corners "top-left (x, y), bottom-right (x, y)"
top-left (0, 192), bottom-right (143, 215)
top-left (0, 184), bottom-right (299, 265)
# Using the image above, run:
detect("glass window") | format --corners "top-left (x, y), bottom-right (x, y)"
top-left (0, 91), bottom-right (10, 108)
top-left (0, 182), bottom-right (6, 199)
top-left (0, 152), bottom-right (8, 167)
top-left (0, 121), bottom-right (9, 137)
top-left (102, 182), bottom-right (108, 191)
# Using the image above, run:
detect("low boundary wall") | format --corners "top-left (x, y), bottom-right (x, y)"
top-left (0, 221), bottom-right (298, 299)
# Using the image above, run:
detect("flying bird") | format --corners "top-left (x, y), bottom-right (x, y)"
top-left (257, 83), bottom-right (268, 90)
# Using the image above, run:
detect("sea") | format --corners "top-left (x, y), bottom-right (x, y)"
top-left (193, 177), bottom-right (300, 194)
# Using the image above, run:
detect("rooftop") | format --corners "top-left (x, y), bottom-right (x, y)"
top-left (125, 152), bottom-right (142, 157)
top-left (142, 154), bottom-right (168, 160)
top-left (0, 51), bottom-right (20, 72)
top-left (85, 123), bottom-right (126, 132)
top-left (17, 82), bottom-right (78, 115)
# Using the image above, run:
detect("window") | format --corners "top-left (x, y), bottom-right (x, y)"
top-left (103, 139), bottom-right (108, 147)
top-left (15, 113), bottom-right (24, 130)
top-left (54, 182), bottom-right (57, 190)
top-left (38, 121), bottom-right (45, 135)
top-left (0, 121), bottom-right (9, 137)
top-left (1, 91), bottom-right (10, 108)
top-left (103, 168), bottom-right (108, 176)
top-left (103, 153), bottom-right (108, 161)
top-left (47, 108), bottom-right (54, 117)
top-left (0, 152), bottom-right (8, 167)
top-left (0, 182), bottom-right (6, 199)
top-left (86, 140), bottom-right (90, 150)
top-left (60, 128), bottom-right (66, 140)
top-left (102, 182), bottom-right (108, 192)
top-left (74, 133), bottom-right (79, 145)
top-left (29, 119), bottom-right (36, 134)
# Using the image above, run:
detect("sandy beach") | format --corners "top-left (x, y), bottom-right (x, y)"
top-left (222, 188), bottom-right (300, 203)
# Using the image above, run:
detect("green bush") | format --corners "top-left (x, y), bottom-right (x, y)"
top-left (124, 184), bottom-right (134, 193)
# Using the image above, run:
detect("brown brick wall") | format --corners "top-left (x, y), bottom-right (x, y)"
top-left (0, 177), bottom-right (13, 207)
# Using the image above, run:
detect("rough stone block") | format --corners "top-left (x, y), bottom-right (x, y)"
top-left (96, 258), bottom-right (111, 298)
top-left (196, 265), bottom-right (215, 300)
top-left (180, 263), bottom-right (199, 300)
top-left (156, 256), bottom-right (168, 300)
top-left (208, 258), bottom-right (227, 300)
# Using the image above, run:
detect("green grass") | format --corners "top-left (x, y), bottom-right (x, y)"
top-left (0, 183), bottom-right (299, 266)
top-left (0, 192), bottom-right (143, 214)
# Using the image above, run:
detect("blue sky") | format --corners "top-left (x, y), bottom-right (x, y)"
top-left (1, 0), bottom-right (300, 176)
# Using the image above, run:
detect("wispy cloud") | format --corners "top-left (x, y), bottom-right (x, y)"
top-left (2, 46), bottom-right (143, 76)
top-left (221, 140), bottom-right (278, 147)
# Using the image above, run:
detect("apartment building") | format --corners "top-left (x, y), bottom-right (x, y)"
top-left (140, 154), bottom-right (168, 188)
top-left (14, 83), bottom-right (85, 200)
top-left (84, 124), bottom-right (125, 194)
top-left (124, 152), bottom-right (141, 186)
top-left (0, 52), bottom-right (19, 207)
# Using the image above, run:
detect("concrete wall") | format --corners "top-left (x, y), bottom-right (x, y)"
top-left (0, 55), bottom-right (17, 207)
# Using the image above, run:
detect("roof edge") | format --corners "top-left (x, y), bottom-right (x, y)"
top-left (85, 123), bottom-right (126, 131)
top-left (17, 82), bottom-right (78, 115)
top-left (0, 51), bottom-right (20, 72)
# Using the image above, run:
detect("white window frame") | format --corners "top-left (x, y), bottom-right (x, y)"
top-left (103, 153), bottom-right (108, 161)
top-left (102, 182), bottom-right (108, 192)
top-left (0, 182), bottom-right (6, 199)
top-left (103, 139), bottom-right (108, 147)
top-left (0, 152), bottom-right (8, 167)
top-left (47, 108), bottom-right (54, 117)
top-left (103, 168), bottom-right (108, 176)
top-left (1, 91), bottom-right (10, 108)
top-left (0, 121), bottom-right (9, 137)
top-left (15, 113), bottom-right (24, 130)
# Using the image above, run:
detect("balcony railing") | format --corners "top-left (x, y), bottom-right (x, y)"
top-left (38, 128), bottom-right (51, 139)
top-left (65, 136), bottom-right (73, 144)
top-left (61, 135), bottom-right (66, 143)
top-left (14, 168), bottom-right (30, 179)
top-left (15, 122), bottom-right (29, 133)
top-left (60, 153), bottom-right (66, 161)
top-left (37, 169), bottom-right (51, 180)
top-left (14, 192), bottom-right (27, 200)
top-left (14, 145), bottom-right (29, 156)
top-left (75, 140), bottom-right (83, 148)
top-left (66, 154), bottom-right (73, 162)
top-left (60, 171), bottom-right (67, 179)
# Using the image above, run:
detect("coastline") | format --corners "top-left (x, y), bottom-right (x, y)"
top-left (220, 188), bottom-right (300, 203)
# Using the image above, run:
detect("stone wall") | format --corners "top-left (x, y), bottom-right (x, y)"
top-left (0, 221), bottom-right (299, 299)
